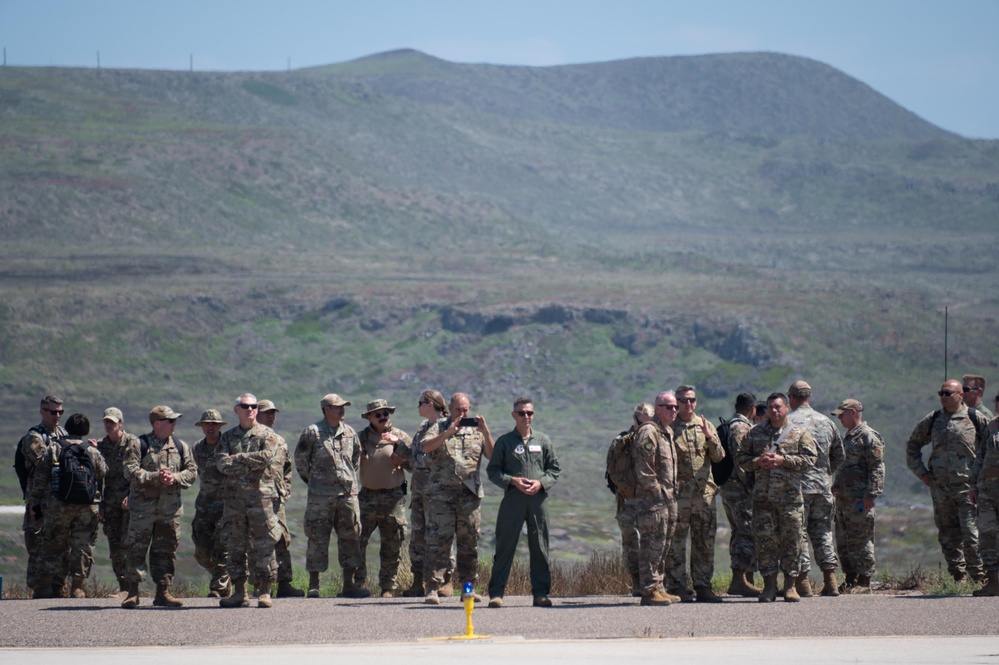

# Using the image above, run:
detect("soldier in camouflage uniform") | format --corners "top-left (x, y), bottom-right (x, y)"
top-left (628, 391), bottom-right (678, 606)
top-left (257, 399), bottom-right (305, 598)
top-left (972, 409), bottom-right (999, 596)
top-left (357, 399), bottom-right (413, 596)
top-left (612, 402), bottom-right (655, 596)
top-left (215, 393), bottom-right (286, 609)
top-left (295, 393), bottom-right (370, 599)
top-left (738, 392), bottom-right (817, 603)
top-left (420, 392), bottom-right (495, 605)
top-left (191, 408), bottom-right (230, 597)
top-left (18, 395), bottom-right (68, 597)
top-left (121, 405), bottom-right (198, 609)
top-left (719, 392), bottom-right (762, 597)
top-left (906, 379), bottom-right (991, 582)
top-left (403, 390), bottom-right (451, 597)
top-left (963, 374), bottom-right (995, 420)
top-left (830, 399), bottom-right (885, 593)
top-left (28, 413), bottom-right (107, 599)
top-left (787, 380), bottom-right (845, 597)
top-left (96, 406), bottom-right (139, 596)
top-left (667, 385), bottom-right (725, 603)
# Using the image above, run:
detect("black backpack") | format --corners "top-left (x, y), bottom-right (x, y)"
top-left (711, 417), bottom-right (735, 486)
top-left (53, 441), bottom-right (98, 504)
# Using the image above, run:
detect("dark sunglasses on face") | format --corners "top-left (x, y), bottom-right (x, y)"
top-left (938, 390), bottom-right (957, 397)
top-left (375, 410), bottom-right (392, 419)
top-left (516, 410), bottom-right (534, 417)
top-left (237, 403), bottom-right (258, 410)
top-left (418, 400), bottom-right (430, 406)
top-left (678, 397), bottom-right (697, 404)
top-left (657, 404), bottom-right (678, 410)
top-left (44, 408), bottom-right (65, 415)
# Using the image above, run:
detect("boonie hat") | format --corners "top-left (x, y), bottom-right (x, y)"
top-left (103, 407), bottom-right (124, 424)
top-left (831, 398), bottom-right (864, 416)
top-left (362, 399), bottom-right (396, 417)
top-left (195, 409), bottom-right (227, 426)
top-left (321, 393), bottom-right (351, 408)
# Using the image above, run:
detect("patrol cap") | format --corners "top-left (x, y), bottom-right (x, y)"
top-left (362, 399), bottom-right (396, 417)
top-left (831, 398), bottom-right (863, 416)
top-left (149, 405), bottom-right (183, 424)
top-left (103, 407), bottom-right (124, 424)
top-left (321, 393), bottom-right (351, 408)
top-left (195, 409), bottom-right (227, 426)
top-left (257, 399), bottom-right (279, 413)
top-left (788, 380), bottom-right (812, 397)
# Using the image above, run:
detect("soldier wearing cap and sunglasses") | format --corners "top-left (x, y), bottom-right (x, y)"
top-left (356, 399), bottom-right (413, 597)
top-left (121, 405), bottom-right (197, 609)
top-left (295, 393), bottom-right (369, 598)
top-left (906, 379), bottom-right (991, 583)
top-left (96, 406), bottom-right (140, 597)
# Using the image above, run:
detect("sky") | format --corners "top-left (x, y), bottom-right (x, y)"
top-left (1, 0), bottom-right (997, 139)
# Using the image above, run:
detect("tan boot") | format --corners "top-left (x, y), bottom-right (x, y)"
top-left (70, 576), bottom-right (87, 599)
top-left (795, 573), bottom-right (813, 598)
top-left (425, 587), bottom-right (440, 605)
top-left (307, 571), bottom-right (321, 598)
top-left (439, 570), bottom-right (454, 597)
top-left (820, 569), bottom-right (840, 596)
top-left (727, 569), bottom-right (762, 597)
top-left (257, 578), bottom-right (273, 608)
top-left (758, 574), bottom-right (778, 603)
top-left (402, 572), bottom-right (425, 597)
top-left (849, 574), bottom-right (872, 594)
top-left (153, 581), bottom-right (183, 607)
top-left (640, 588), bottom-right (672, 606)
top-left (973, 570), bottom-right (999, 597)
top-left (220, 577), bottom-right (249, 608)
top-left (783, 574), bottom-right (800, 602)
top-left (121, 582), bottom-right (140, 609)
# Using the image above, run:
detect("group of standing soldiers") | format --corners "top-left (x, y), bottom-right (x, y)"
top-left (612, 374), bottom-right (999, 606)
top-left (16, 389), bottom-right (561, 609)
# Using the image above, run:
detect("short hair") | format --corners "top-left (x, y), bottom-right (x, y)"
top-left (735, 392), bottom-right (757, 410)
top-left (633, 402), bottom-right (655, 421)
top-left (450, 392), bottom-right (471, 408)
top-left (65, 413), bottom-right (90, 437)
top-left (675, 384), bottom-right (696, 396)
top-left (755, 402), bottom-right (767, 417)
top-left (963, 374), bottom-right (986, 391)
top-left (420, 389), bottom-right (448, 417)
top-left (655, 391), bottom-right (676, 405)
top-left (235, 393), bottom-right (257, 406)
top-left (767, 392), bottom-right (788, 406)
top-left (40, 395), bottom-right (63, 408)
top-left (513, 396), bottom-right (533, 410)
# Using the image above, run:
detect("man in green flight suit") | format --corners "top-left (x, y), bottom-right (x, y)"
top-left (486, 396), bottom-right (561, 608)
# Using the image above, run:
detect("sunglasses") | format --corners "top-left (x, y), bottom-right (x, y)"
top-left (677, 397), bottom-right (697, 404)
top-left (937, 390), bottom-right (958, 397)
top-left (43, 408), bottom-right (65, 415)
top-left (515, 410), bottom-right (535, 417)
top-left (418, 400), bottom-right (430, 406)
top-left (374, 410), bottom-right (392, 419)
top-left (657, 404), bottom-right (678, 410)
top-left (237, 403), bottom-right (258, 410)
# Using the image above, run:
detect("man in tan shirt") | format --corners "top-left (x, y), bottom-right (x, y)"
top-left (357, 399), bottom-right (413, 597)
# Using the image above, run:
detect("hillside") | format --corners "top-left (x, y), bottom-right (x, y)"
top-left (1, 50), bottom-right (998, 586)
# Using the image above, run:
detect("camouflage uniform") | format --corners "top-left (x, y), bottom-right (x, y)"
top-left (612, 426), bottom-right (641, 588)
top-left (408, 420), bottom-right (437, 584)
top-left (273, 436), bottom-right (296, 586)
top-left (973, 419), bottom-right (999, 571)
top-left (28, 438), bottom-right (107, 583)
top-left (122, 432), bottom-right (197, 586)
top-left (423, 418), bottom-right (487, 590)
top-left (357, 425), bottom-right (412, 592)
top-left (906, 405), bottom-right (990, 579)
top-left (832, 422), bottom-right (885, 579)
top-left (294, 419), bottom-right (364, 576)
top-left (192, 435), bottom-right (229, 593)
top-left (788, 404), bottom-right (844, 575)
top-left (98, 429), bottom-right (138, 588)
top-left (719, 413), bottom-right (757, 572)
top-left (667, 415), bottom-right (724, 594)
top-left (738, 421), bottom-right (817, 577)
top-left (215, 423), bottom-right (285, 583)
top-left (19, 423), bottom-right (67, 591)
top-left (628, 420), bottom-right (677, 595)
